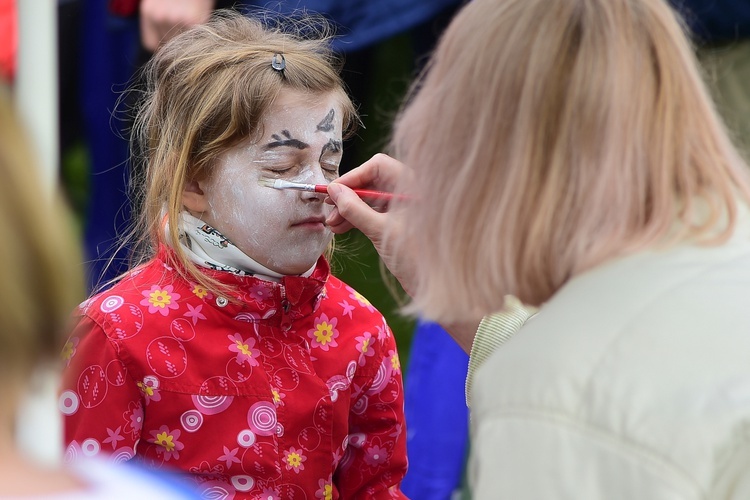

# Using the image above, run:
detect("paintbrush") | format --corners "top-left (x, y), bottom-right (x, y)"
top-left (258, 178), bottom-right (403, 201)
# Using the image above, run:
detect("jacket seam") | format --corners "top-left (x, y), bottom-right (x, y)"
top-left (79, 312), bottom-right (145, 397)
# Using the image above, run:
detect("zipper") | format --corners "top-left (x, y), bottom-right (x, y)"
top-left (279, 285), bottom-right (292, 331)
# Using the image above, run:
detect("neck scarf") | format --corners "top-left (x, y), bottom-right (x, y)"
top-left (173, 212), bottom-right (316, 282)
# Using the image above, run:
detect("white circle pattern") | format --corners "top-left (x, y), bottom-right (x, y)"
top-left (180, 410), bottom-right (203, 432)
top-left (100, 295), bottom-right (124, 313)
top-left (237, 429), bottom-right (256, 448)
top-left (247, 401), bottom-right (277, 436)
top-left (231, 475), bottom-right (255, 492)
top-left (59, 390), bottom-right (79, 416)
top-left (81, 438), bottom-right (100, 456)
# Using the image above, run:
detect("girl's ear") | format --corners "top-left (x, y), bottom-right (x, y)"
top-left (182, 180), bottom-right (210, 213)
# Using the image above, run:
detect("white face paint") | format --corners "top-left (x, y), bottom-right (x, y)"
top-left (198, 89), bottom-right (344, 275)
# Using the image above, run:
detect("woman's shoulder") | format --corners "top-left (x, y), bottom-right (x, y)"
top-left (471, 244), bottom-right (750, 483)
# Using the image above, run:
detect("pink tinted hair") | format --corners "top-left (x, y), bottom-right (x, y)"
top-left (390, 0), bottom-right (750, 323)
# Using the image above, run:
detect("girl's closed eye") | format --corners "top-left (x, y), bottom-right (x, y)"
top-left (321, 161), bottom-right (339, 174)
top-left (320, 160), bottom-right (339, 172)
top-left (266, 164), bottom-right (300, 177)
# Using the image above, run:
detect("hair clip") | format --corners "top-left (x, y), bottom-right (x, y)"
top-left (271, 53), bottom-right (286, 72)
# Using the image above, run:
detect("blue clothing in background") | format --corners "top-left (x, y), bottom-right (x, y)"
top-left (80, 0), bottom-right (141, 289)
top-left (244, 0), bottom-right (461, 53)
top-left (402, 321), bottom-right (470, 500)
top-left (671, 0), bottom-right (750, 43)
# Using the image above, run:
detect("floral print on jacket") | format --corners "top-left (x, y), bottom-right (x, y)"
top-left (60, 247), bottom-right (407, 499)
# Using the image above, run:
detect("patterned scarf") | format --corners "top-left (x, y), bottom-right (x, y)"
top-left (173, 212), bottom-right (316, 281)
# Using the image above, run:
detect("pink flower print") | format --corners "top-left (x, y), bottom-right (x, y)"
top-left (184, 303), bottom-right (206, 325)
top-left (227, 333), bottom-right (260, 366)
top-left (140, 284), bottom-right (180, 316)
top-left (346, 285), bottom-right (375, 313)
top-left (316, 477), bottom-right (333, 500)
top-left (150, 425), bottom-right (184, 461)
top-left (247, 283), bottom-right (273, 304)
top-left (123, 401), bottom-right (144, 437)
top-left (355, 332), bottom-right (376, 366)
top-left (191, 284), bottom-right (213, 300)
top-left (218, 446), bottom-right (241, 469)
top-left (376, 322), bottom-right (388, 341)
top-left (389, 349), bottom-right (401, 374)
top-left (282, 447), bottom-right (307, 473)
top-left (307, 313), bottom-right (339, 351)
top-left (271, 387), bottom-right (286, 407)
top-left (364, 443), bottom-right (389, 468)
top-left (60, 337), bottom-right (79, 367)
top-left (338, 300), bottom-right (355, 319)
top-left (137, 376), bottom-right (161, 405)
top-left (103, 426), bottom-right (125, 450)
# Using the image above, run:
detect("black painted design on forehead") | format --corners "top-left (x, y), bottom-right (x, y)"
top-left (264, 130), bottom-right (309, 150)
top-left (316, 109), bottom-right (335, 132)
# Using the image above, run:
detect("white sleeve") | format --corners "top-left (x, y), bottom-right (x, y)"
top-left (470, 413), bottom-right (702, 500)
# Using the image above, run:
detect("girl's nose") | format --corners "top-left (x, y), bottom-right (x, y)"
top-left (300, 165), bottom-right (329, 201)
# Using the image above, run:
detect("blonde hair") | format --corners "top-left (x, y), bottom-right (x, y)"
top-left (0, 86), bottom-right (83, 395)
top-left (391, 0), bottom-right (750, 323)
top-left (130, 11), bottom-right (356, 294)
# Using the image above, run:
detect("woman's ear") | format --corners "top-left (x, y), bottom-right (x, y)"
top-left (182, 180), bottom-right (210, 213)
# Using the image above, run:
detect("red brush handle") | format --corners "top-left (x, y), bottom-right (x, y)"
top-left (315, 185), bottom-right (401, 201)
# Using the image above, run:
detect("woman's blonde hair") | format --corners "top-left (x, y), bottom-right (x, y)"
top-left (0, 86), bottom-right (84, 397)
top-left (391, 0), bottom-right (750, 323)
top-left (130, 10), bottom-right (356, 294)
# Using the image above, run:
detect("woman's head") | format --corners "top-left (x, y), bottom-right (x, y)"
top-left (133, 11), bottom-right (356, 284)
top-left (0, 87), bottom-right (83, 403)
top-left (392, 0), bottom-right (750, 322)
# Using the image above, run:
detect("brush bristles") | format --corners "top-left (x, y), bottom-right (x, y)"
top-left (257, 178), bottom-right (280, 189)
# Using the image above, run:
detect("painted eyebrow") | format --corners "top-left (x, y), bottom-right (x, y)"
top-left (319, 139), bottom-right (342, 160)
top-left (264, 130), bottom-right (309, 150)
top-left (316, 109), bottom-right (335, 132)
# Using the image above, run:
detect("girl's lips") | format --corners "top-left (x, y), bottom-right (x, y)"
top-left (291, 217), bottom-right (328, 229)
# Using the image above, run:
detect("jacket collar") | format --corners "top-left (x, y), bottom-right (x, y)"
top-left (156, 245), bottom-right (330, 327)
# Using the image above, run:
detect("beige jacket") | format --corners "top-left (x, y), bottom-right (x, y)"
top-left (469, 225), bottom-right (750, 499)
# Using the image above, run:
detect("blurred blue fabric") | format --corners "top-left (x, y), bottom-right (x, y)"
top-left (244, 0), bottom-right (461, 53)
top-left (80, 0), bottom-right (140, 290)
top-left (402, 320), bottom-right (469, 499)
top-left (670, 0), bottom-right (750, 43)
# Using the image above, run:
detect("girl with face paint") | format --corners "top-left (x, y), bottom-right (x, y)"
top-left (60, 12), bottom-right (408, 499)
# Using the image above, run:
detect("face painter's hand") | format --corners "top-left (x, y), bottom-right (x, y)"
top-left (325, 153), bottom-right (405, 233)
top-left (326, 154), bottom-right (417, 295)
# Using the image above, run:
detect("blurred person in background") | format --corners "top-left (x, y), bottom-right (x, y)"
top-left (0, 84), bottom-right (199, 498)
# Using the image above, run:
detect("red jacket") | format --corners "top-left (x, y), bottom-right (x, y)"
top-left (61, 247), bottom-right (408, 499)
